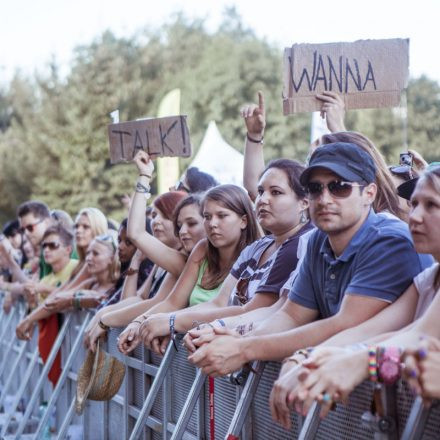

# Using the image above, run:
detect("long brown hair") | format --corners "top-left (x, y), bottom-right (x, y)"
top-left (320, 132), bottom-right (404, 219)
top-left (200, 184), bottom-right (261, 290)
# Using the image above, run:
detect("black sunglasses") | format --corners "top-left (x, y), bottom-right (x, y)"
top-left (174, 180), bottom-right (190, 193)
top-left (19, 218), bottom-right (44, 234)
top-left (42, 241), bottom-right (61, 251)
top-left (305, 180), bottom-right (365, 200)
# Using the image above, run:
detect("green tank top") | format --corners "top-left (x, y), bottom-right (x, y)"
top-left (189, 259), bottom-right (223, 306)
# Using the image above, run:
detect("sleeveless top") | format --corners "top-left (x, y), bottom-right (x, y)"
top-left (188, 259), bottom-right (223, 306)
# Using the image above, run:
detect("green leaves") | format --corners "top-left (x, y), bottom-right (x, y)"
top-left (0, 13), bottom-right (439, 226)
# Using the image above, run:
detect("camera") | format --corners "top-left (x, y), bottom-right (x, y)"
top-left (399, 152), bottom-right (413, 167)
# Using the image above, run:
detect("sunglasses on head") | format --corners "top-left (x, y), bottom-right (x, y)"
top-left (19, 218), bottom-right (44, 234)
top-left (42, 241), bottom-right (61, 251)
top-left (305, 180), bottom-right (366, 200)
top-left (95, 234), bottom-right (117, 251)
top-left (174, 180), bottom-right (190, 193)
top-left (389, 165), bottom-right (413, 181)
top-left (235, 276), bottom-right (251, 305)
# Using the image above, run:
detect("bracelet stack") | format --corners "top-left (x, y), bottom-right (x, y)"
top-left (368, 346), bottom-right (403, 385)
top-left (72, 291), bottom-right (85, 310)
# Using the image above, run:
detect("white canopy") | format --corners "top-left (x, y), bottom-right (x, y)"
top-left (189, 121), bottom-right (244, 186)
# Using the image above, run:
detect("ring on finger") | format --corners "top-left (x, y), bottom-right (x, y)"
top-left (322, 392), bottom-right (332, 403)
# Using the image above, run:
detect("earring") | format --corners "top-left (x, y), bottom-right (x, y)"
top-left (300, 210), bottom-right (307, 224)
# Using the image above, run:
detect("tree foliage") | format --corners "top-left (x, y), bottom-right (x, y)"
top-left (1, 11), bottom-right (439, 225)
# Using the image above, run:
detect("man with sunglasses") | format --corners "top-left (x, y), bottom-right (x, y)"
top-left (16, 224), bottom-right (78, 385)
top-left (0, 201), bottom-right (52, 283)
top-left (188, 142), bottom-right (431, 384)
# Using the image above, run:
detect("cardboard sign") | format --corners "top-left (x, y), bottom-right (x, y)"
top-left (108, 115), bottom-right (192, 164)
top-left (283, 38), bottom-right (409, 115)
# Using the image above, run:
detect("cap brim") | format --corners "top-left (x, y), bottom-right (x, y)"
top-left (300, 162), bottom-right (362, 186)
top-left (397, 178), bottom-right (419, 200)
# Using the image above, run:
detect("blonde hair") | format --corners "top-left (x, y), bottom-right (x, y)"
top-left (75, 207), bottom-right (108, 261)
top-left (93, 233), bottom-right (120, 284)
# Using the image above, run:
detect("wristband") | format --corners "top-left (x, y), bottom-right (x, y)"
top-left (98, 319), bottom-right (110, 331)
top-left (216, 319), bottom-right (226, 327)
top-left (368, 346), bottom-right (378, 382)
top-left (139, 174), bottom-right (152, 179)
top-left (73, 291), bottom-right (85, 310)
top-left (132, 319), bottom-right (144, 326)
top-left (246, 133), bottom-right (264, 144)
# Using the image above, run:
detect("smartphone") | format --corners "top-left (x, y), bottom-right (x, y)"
top-left (399, 152), bottom-right (413, 167)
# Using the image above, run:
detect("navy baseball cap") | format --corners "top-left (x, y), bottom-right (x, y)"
top-left (300, 142), bottom-right (376, 186)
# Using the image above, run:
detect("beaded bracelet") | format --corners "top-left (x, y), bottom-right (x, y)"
top-left (368, 345), bottom-right (378, 382)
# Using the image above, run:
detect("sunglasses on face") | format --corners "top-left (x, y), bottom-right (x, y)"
top-left (19, 218), bottom-right (44, 234)
top-left (42, 241), bottom-right (61, 251)
top-left (305, 180), bottom-right (365, 200)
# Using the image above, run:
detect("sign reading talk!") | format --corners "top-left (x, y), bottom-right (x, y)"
top-left (283, 38), bottom-right (409, 114)
top-left (108, 115), bottom-right (192, 164)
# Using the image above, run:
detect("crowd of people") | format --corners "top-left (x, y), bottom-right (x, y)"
top-left (0, 91), bottom-right (439, 431)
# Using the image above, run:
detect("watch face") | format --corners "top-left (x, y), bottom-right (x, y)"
top-left (380, 360), bottom-right (400, 385)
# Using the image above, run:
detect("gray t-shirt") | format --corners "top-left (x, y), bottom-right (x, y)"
top-left (414, 262), bottom-right (439, 320)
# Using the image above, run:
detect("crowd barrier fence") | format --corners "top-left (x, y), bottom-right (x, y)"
top-left (0, 295), bottom-right (439, 439)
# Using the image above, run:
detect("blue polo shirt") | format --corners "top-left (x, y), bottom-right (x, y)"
top-left (288, 210), bottom-right (432, 318)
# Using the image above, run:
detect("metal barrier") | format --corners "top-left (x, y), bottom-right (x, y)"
top-left (1, 295), bottom-right (440, 439)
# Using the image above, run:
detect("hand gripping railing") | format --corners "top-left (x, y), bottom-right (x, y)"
top-left (128, 337), bottom-right (180, 440)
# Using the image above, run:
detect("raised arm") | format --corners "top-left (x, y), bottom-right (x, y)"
top-left (128, 151), bottom-right (187, 277)
top-left (316, 91), bottom-right (346, 133)
top-left (0, 238), bottom-right (29, 283)
top-left (242, 91), bottom-right (266, 201)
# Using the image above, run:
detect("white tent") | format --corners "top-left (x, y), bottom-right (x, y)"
top-left (189, 121), bottom-right (244, 186)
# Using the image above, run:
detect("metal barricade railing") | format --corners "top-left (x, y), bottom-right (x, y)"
top-left (1, 298), bottom-right (439, 440)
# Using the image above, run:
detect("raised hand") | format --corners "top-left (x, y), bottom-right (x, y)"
top-left (241, 91), bottom-right (266, 139)
top-left (133, 151), bottom-right (154, 177)
top-left (316, 91), bottom-right (346, 133)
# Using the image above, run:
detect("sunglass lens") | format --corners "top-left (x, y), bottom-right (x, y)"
top-left (306, 182), bottom-right (323, 198)
top-left (328, 181), bottom-right (353, 198)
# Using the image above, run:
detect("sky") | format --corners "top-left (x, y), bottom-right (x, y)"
top-left (1, 0), bottom-right (440, 86)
